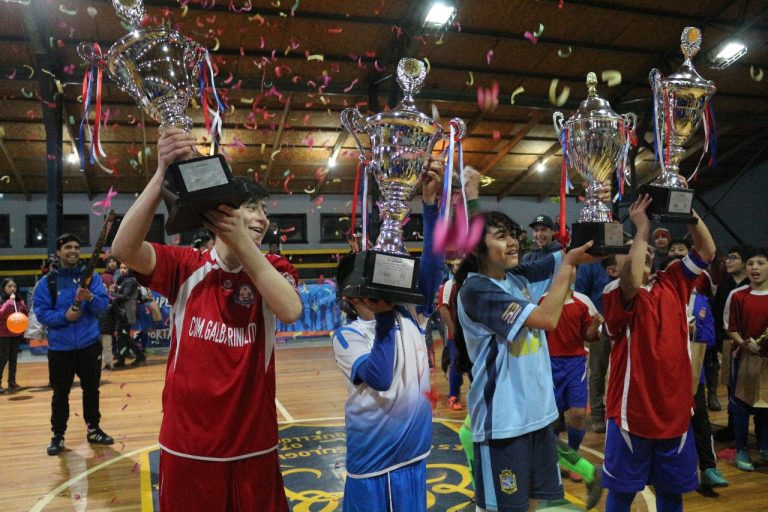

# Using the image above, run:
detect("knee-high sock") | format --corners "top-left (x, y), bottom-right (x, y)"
top-left (733, 411), bottom-right (750, 451)
top-left (567, 425), bottom-right (586, 451)
top-left (556, 439), bottom-right (594, 483)
top-left (459, 414), bottom-right (475, 487)
top-left (656, 490), bottom-right (683, 512)
top-left (605, 490), bottom-right (634, 512)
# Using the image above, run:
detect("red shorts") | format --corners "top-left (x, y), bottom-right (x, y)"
top-left (159, 448), bottom-right (289, 512)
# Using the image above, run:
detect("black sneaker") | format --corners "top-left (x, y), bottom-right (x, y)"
top-left (47, 435), bottom-right (65, 456)
top-left (113, 359), bottom-right (126, 369)
top-left (87, 427), bottom-right (114, 445)
top-left (129, 355), bottom-right (147, 367)
top-left (586, 464), bottom-right (604, 510)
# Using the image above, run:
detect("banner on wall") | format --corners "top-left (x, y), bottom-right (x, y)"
top-left (138, 282), bottom-right (342, 349)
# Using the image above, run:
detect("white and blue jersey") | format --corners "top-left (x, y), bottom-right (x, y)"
top-left (457, 253), bottom-right (562, 442)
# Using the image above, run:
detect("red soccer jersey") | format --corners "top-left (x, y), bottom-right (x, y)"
top-left (726, 285), bottom-right (768, 342)
top-left (603, 252), bottom-right (708, 439)
top-left (540, 292), bottom-right (598, 357)
top-left (137, 244), bottom-right (298, 460)
top-left (437, 279), bottom-right (457, 310)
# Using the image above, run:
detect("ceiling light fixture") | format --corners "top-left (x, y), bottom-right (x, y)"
top-left (536, 160), bottom-right (545, 173)
top-left (423, 2), bottom-right (456, 36)
top-left (327, 157), bottom-right (336, 168)
top-left (708, 40), bottom-right (747, 70)
top-left (66, 153), bottom-right (79, 164)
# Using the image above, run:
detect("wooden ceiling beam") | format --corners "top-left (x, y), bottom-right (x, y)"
top-left (497, 142), bottom-right (561, 201)
top-left (261, 93), bottom-right (294, 184)
top-left (0, 136), bottom-right (31, 201)
top-left (481, 113), bottom-right (543, 175)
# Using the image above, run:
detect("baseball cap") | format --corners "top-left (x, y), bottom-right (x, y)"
top-left (529, 214), bottom-right (555, 230)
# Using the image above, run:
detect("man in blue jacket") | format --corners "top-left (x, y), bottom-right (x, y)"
top-left (34, 233), bottom-right (112, 456)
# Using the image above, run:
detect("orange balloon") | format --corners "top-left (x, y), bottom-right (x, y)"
top-left (7, 312), bottom-right (28, 334)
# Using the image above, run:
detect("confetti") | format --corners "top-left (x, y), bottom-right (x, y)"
top-left (307, 54), bottom-right (324, 62)
top-left (510, 86), bottom-right (524, 104)
top-left (601, 70), bottom-right (622, 87)
top-left (492, 130), bottom-right (501, 141)
top-left (750, 65), bottom-right (764, 82)
top-left (465, 71), bottom-right (474, 86)
top-left (423, 58), bottom-right (430, 74)
top-left (557, 46), bottom-right (572, 58)
top-left (548, 79), bottom-right (570, 107)
top-left (343, 78), bottom-right (359, 93)
top-left (486, 49), bottom-right (494, 65)
top-left (59, 4), bottom-right (77, 15)
top-left (328, 27), bottom-right (343, 34)
top-left (23, 65), bottom-right (34, 79)
top-left (212, 37), bottom-right (220, 52)
top-left (480, 176), bottom-right (495, 187)
top-left (87, 6), bottom-right (98, 17)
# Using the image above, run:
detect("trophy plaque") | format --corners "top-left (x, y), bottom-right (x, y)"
top-left (553, 73), bottom-right (636, 255)
top-left (78, 0), bottom-right (248, 234)
top-left (640, 27), bottom-right (716, 224)
top-left (340, 58), bottom-right (465, 304)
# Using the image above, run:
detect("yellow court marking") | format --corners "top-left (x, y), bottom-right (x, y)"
top-left (29, 443), bottom-right (159, 512)
top-left (140, 449), bottom-right (154, 512)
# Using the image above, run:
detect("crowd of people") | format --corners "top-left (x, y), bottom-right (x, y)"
top-left (2, 127), bottom-right (764, 512)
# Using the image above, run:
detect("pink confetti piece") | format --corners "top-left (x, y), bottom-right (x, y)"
top-left (492, 130), bottom-right (501, 141)
top-left (343, 78), bottom-right (359, 93)
top-left (374, 60), bottom-right (385, 72)
top-left (328, 27), bottom-right (342, 34)
top-left (486, 49), bottom-right (494, 65)
top-left (524, 31), bottom-right (538, 44)
top-left (91, 186), bottom-right (117, 216)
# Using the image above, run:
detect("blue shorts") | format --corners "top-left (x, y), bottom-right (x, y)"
top-left (474, 426), bottom-right (563, 512)
top-left (550, 356), bottom-right (588, 413)
top-left (342, 459), bottom-right (426, 512)
top-left (603, 420), bottom-right (698, 494)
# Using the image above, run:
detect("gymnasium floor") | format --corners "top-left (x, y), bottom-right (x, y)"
top-left (2, 340), bottom-right (766, 511)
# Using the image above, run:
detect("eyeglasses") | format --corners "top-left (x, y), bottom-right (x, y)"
top-left (726, 255), bottom-right (741, 261)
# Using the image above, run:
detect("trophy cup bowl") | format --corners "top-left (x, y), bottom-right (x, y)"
top-left (79, 1), bottom-right (250, 235)
top-left (640, 27), bottom-right (716, 224)
top-left (339, 58), bottom-right (465, 304)
top-left (553, 73), bottom-right (635, 255)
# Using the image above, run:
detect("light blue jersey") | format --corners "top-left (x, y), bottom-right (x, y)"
top-left (457, 253), bottom-right (562, 442)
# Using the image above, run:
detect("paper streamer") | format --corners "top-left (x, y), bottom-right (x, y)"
top-left (750, 65), bottom-right (764, 82)
top-left (91, 186), bottom-right (117, 216)
top-left (510, 86), bottom-right (524, 104)
top-left (601, 70), bottom-right (622, 87)
top-left (557, 46), bottom-right (572, 58)
top-left (548, 79), bottom-right (570, 107)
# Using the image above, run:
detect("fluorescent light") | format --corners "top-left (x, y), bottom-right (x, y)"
top-left (536, 161), bottom-right (545, 172)
top-left (425, 3), bottom-right (455, 25)
top-left (327, 157), bottom-right (336, 168)
top-left (708, 40), bottom-right (747, 70)
top-left (66, 153), bottom-right (79, 164)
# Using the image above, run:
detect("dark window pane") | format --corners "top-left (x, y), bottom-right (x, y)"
top-left (320, 214), bottom-right (361, 242)
top-left (27, 215), bottom-right (90, 247)
top-left (0, 215), bottom-right (10, 247)
top-left (266, 214), bottom-right (307, 244)
top-left (106, 214), bottom-right (166, 245)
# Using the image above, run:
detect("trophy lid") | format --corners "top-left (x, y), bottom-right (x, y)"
top-left (112, 0), bottom-right (145, 27)
top-left (370, 58), bottom-right (440, 133)
top-left (665, 27), bottom-right (716, 92)
top-left (570, 72), bottom-right (621, 122)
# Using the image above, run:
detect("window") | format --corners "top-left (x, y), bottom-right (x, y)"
top-left (27, 215), bottom-right (90, 248)
top-left (105, 214), bottom-right (166, 245)
top-left (0, 215), bottom-right (9, 247)
top-left (266, 214), bottom-right (307, 244)
top-left (402, 214), bottom-right (424, 242)
top-left (320, 214), bottom-right (361, 242)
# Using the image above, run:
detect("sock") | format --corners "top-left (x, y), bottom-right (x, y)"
top-left (656, 490), bottom-right (682, 512)
top-left (605, 490), bottom-right (634, 512)
top-left (556, 439), bottom-right (594, 483)
top-left (567, 426), bottom-right (586, 451)
top-left (733, 411), bottom-right (749, 450)
top-left (459, 415), bottom-right (475, 488)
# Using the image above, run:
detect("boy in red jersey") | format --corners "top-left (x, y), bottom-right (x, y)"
top-left (601, 193), bottom-right (715, 512)
top-left (112, 128), bottom-right (302, 512)
top-left (539, 288), bottom-right (602, 480)
top-left (725, 246), bottom-right (768, 471)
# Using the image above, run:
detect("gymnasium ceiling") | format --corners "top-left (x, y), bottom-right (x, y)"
top-left (0, 0), bottom-right (766, 203)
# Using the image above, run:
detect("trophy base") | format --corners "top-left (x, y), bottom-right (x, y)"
top-left (571, 222), bottom-right (629, 255)
top-left (162, 155), bottom-right (250, 234)
top-left (341, 250), bottom-right (423, 305)
top-left (638, 184), bottom-right (698, 224)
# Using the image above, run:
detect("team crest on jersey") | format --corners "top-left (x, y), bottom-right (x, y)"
top-left (501, 302), bottom-right (522, 324)
top-left (233, 284), bottom-right (255, 306)
top-left (499, 469), bottom-right (517, 494)
top-left (222, 279), bottom-right (233, 290)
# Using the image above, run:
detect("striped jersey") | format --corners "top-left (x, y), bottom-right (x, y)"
top-left (137, 244), bottom-right (298, 460)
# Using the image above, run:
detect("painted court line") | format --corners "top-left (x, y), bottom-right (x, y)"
top-left (275, 398), bottom-right (295, 422)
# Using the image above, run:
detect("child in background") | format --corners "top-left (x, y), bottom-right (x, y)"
top-left (725, 246), bottom-right (768, 471)
top-left (0, 278), bottom-right (28, 392)
top-left (538, 287), bottom-right (603, 482)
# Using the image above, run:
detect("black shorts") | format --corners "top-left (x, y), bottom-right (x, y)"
top-left (99, 307), bottom-right (116, 335)
top-left (474, 425), bottom-right (563, 512)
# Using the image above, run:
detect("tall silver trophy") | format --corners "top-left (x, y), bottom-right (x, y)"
top-left (340, 58), bottom-right (465, 304)
top-left (78, 0), bottom-right (248, 234)
top-left (554, 73), bottom-right (636, 255)
top-left (640, 27), bottom-right (716, 223)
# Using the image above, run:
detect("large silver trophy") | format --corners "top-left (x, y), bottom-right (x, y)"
top-left (340, 58), bottom-right (465, 304)
top-left (78, 0), bottom-right (248, 234)
top-left (554, 73), bottom-right (636, 255)
top-left (640, 27), bottom-right (716, 224)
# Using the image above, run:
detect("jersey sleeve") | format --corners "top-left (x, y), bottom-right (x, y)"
top-left (661, 250), bottom-right (709, 306)
top-left (332, 324), bottom-right (373, 383)
top-left (573, 292), bottom-right (599, 340)
top-left (602, 281), bottom-right (632, 338)
top-left (135, 244), bottom-right (203, 304)
top-left (267, 254), bottom-right (299, 289)
top-left (725, 290), bottom-right (741, 335)
top-left (459, 276), bottom-right (535, 342)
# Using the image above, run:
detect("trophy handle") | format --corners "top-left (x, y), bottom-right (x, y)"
top-left (447, 118), bottom-right (466, 141)
top-left (77, 43), bottom-right (105, 67)
top-left (340, 107), bottom-right (369, 158)
top-left (553, 111), bottom-right (565, 134)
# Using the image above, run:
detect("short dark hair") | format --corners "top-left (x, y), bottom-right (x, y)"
top-left (192, 230), bottom-right (213, 249)
top-left (728, 245), bottom-right (752, 261)
top-left (105, 255), bottom-right (119, 264)
top-left (236, 177), bottom-right (270, 204)
top-left (56, 233), bottom-right (81, 250)
top-left (602, 254), bottom-right (618, 269)
top-left (746, 246), bottom-right (768, 262)
top-left (669, 238), bottom-right (691, 250)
